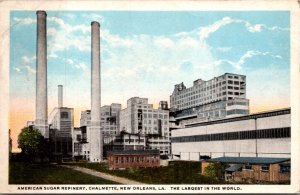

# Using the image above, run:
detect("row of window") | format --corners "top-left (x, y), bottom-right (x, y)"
top-left (242, 164), bottom-right (290, 173)
top-left (141, 113), bottom-right (169, 119)
top-left (176, 108), bottom-right (248, 119)
top-left (185, 109), bottom-right (290, 128)
top-left (227, 101), bottom-right (248, 106)
top-left (227, 109), bottom-right (249, 115)
top-left (112, 155), bottom-right (159, 164)
top-left (172, 127), bottom-right (291, 143)
top-left (174, 78), bottom-right (244, 97)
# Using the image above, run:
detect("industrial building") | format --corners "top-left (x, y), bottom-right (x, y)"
top-left (201, 157), bottom-right (290, 183)
top-left (72, 127), bottom-right (84, 160)
top-left (170, 73), bottom-right (249, 126)
top-left (119, 97), bottom-right (171, 154)
top-left (79, 104), bottom-right (121, 160)
top-left (47, 85), bottom-right (74, 161)
top-left (48, 86), bottom-right (74, 138)
top-left (171, 108), bottom-right (291, 160)
top-left (107, 149), bottom-right (160, 170)
top-left (80, 103), bottom-right (121, 135)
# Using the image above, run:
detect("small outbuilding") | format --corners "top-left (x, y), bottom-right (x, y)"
top-left (107, 149), bottom-right (160, 169)
top-left (202, 157), bottom-right (290, 183)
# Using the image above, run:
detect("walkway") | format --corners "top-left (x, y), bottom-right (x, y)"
top-left (61, 165), bottom-right (145, 184)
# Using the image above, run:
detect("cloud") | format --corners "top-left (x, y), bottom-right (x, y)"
top-left (25, 65), bottom-right (36, 74)
top-left (48, 53), bottom-right (58, 59)
top-left (198, 17), bottom-right (289, 41)
top-left (215, 50), bottom-right (282, 69)
top-left (66, 59), bottom-right (74, 65)
top-left (199, 17), bottom-right (233, 41)
top-left (13, 17), bottom-right (35, 25)
top-left (47, 16), bottom-right (91, 56)
top-left (47, 28), bottom-right (57, 36)
top-left (101, 29), bottom-right (134, 48)
top-left (14, 67), bottom-right (21, 73)
top-left (21, 55), bottom-right (35, 64)
top-left (82, 13), bottom-right (105, 23)
top-left (65, 14), bottom-right (76, 19)
top-left (216, 47), bottom-right (232, 52)
top-left (74, 62), bottom-right (87, 71)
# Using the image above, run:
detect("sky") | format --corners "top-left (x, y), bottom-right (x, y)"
top-left (10, 11), bottom-right (290, 151)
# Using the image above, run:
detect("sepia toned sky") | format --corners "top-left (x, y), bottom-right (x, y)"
top-left (10, 11), bottom-right (290, 151)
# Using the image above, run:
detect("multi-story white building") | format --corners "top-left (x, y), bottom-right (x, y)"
top-left (79, 103), bottom-right (122, 160)
top-left (172, 108), bottom-right (291, 160)
top-left (48, 107), bottom-right (74, 138)
top-left (72, 127), bottom-right (83, 158)
top-left (80, 103), bottom-right (121, 135)
top-left (101, 103), bottom-right (121, 135)
top-left (170, 73), bottom-right (249, 125)
top-left (119, 97), bottom-right (170, 155)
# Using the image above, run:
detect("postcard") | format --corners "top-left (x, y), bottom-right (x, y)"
top-left (0, 0), bottom-right (299, 193)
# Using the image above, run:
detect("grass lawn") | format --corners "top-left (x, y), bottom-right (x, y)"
top-left (67, 161), bottom-right (220, 184)
top-left (9, 162), bottom-right (119, 184)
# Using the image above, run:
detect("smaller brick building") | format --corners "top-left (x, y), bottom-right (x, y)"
top-left (201, 157), bottom-right (290, 183)
top-left (107, 149), bottom-right (160, 169)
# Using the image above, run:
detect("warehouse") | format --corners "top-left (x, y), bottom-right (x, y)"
top-left (171, 108), bottom-right (290, 160)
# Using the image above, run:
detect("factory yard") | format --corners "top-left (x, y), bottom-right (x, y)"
top-left (66, 161), bottom-right (220, 184)
top-left (9, 160), bottom-right (220, 184)
top-left (9, 162), bottom-right (119, 184)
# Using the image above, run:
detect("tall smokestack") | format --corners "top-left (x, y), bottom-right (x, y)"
top-left (35, 11), bottom-right (48, 138)
top-left (58, 85), bottom-right (63, 107)
top-left (90, 21), bottom-right (102, 162)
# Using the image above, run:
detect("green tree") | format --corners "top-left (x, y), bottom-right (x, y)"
top-left (204, 162), bottom-right (227, 180)
top-left (18, 127), bottom-right (49, 163)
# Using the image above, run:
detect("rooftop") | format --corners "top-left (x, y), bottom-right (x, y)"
top-left (207, 157), bottom-right (290, 164)
top-left (107, 149), bottom-right (160, 155)
top-left (184, 107), bottom-right (290, 129)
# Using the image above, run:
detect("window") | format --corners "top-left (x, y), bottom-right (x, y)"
top-left (280, 164), bottom-right (290, 173)
top-left (244, 164), bottom-right (252, 170)
top-left (261, 164), bottom-right (269, 172)
top-left (61, 112), bottom-right (69, 118)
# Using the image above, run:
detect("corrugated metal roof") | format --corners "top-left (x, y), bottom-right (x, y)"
top-left (207, 157), bottom-right (290, 164)
top-left (225, 164), bottom-right (243, 172)
top-left (184, 108), bottom-right (290, 129)
top-left (107, 149), bottom-right (160, 155)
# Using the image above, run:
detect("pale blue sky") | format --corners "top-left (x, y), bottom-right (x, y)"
top-left (10, 11), bottom-right (290, 116)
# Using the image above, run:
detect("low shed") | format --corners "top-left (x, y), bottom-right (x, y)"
top-left (202, 157), bottom-right (290, 183)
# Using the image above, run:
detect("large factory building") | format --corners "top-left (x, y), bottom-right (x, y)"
top-left (171, 108), bottom-right (291, 160)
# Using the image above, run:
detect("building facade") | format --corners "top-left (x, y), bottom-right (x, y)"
top-left (101, 103), bottom-right (121, 135)
top-left (201, 157), bottom-right (290, 183)
top-left (80, 103), bottom-right (121, 135)
top-left (79, 103), bottom-right (122, 160)
top-left (172, 108), bottom-right (291, 160)
top-left (48, 107), bottom-right (74, 138)
top-left (119, 97), bottom-right (170, 155)
top-left (107, 149), bottom-right (160, 169)
top-left (170, 73), bottom-right (249, 124)
top-left (72, 127), bottom-right (84, 159)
